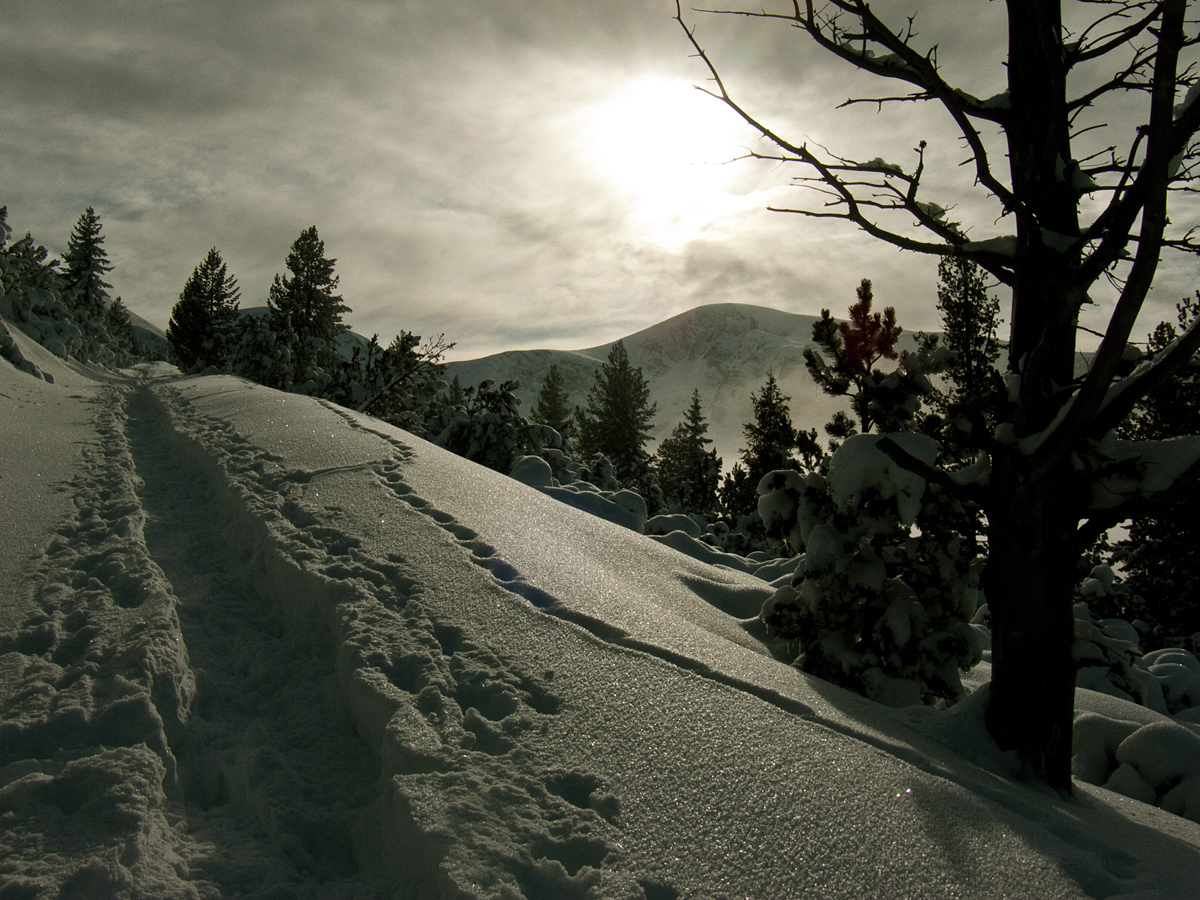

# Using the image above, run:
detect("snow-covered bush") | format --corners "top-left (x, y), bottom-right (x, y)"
top-left (1074, 708), bottom-right (1200, 824)
top-left (427, 379), bottom-right (541, 473)
top-left (1072, 593), bottom-right (1168, 713)
top-left (1072, 573), bottom-right (1200, 718)
top-left (758, 434), bottom-right (983, 706)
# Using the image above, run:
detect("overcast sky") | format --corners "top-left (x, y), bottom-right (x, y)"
top-left (3, 1), bottom-right (1197, 360)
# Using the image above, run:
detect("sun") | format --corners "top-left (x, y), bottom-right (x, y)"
top-left (576, 75), bottom-right (766, 249)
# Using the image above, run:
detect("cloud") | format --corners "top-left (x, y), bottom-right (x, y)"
top-left (2, 0), bottom-right (1195, 362)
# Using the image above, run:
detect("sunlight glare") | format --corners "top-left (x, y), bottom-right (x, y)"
top-left (577, 75), bottom-right (766, 249)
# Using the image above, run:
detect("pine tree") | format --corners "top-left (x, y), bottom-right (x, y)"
top-left (0, 208), bottom-right (82, 360)
top-left (805, 279), bottom-right (906, 435)
top-left (656, 389), bottom-right (721, 514)
top-left (267, 226), bottom-right (350, 390)
top-left (167, 247), bottom-right (242, 371)
top-left (232, 313), bottom-right (294, 390)
top-left (936, 255), bottom-right (1002, 416)
top-left (575, 341), bottom-right (657, 486)
top-left (742, 373), bottom-right (798, 483)
top-left (718, 462), bottom-right (757, 523)
top-left (61, 207), bottom-right (112, 323)
top-left (721, 373), bottom-right (799, 522)
top-left (61, 207), bottom-right (115, 361)
top-left (531, 364), bottom-right (572, 435)
top-left (103, 296), bottom-right (140, 359)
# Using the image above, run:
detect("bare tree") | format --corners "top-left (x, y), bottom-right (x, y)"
top-left (676, 0), bottom-right (1200, 789)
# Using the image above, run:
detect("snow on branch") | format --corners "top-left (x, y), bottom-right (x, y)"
top-left (1084, 434), bottom-right (1200, 512)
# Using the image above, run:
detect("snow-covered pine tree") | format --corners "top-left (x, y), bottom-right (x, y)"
top-left (656, 389), bottom-right (721, 515)
top-left (232, 312), bottom-right (294, 390)
top-left (758, 437), bottom-right (984, 707)
top-left (0, 208), bottom-right (83, 360)
top-left (330, 330), bottom-right (450, 431)
top-left (267, 226), bottom-right (350, 393)
top-left (427, 378), bottom-right (555, 475)
top-left (574, 341), bottom-right (658, 490)
top-left (167, 247), bottom-right (241, 371)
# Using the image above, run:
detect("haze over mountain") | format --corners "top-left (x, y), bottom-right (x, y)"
top-left (447, 303), bottom-right (907, 468)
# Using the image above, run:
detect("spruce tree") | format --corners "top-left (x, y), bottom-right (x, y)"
top-left (722, 373), bottom-right (799, 522)
top-left (656, 389), bottom-right (721, 514)
top-left (61, 207), bottom-right (116, 361)
top-left (167, 247), bottom-right (242, 371)
top-left (103, 296), bottom-right (140, 359)
top-left (267, 226), bottom-right (350, 389)
top-left (741, 373), bottom-right (798, 483)
top-left (575, 341), bottom-right (657, 485)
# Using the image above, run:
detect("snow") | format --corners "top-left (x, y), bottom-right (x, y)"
top-left (961, 235), bottom-right (1018, 257)
top-left (1088, 435), bottom-right (1200, 509)
top-left (1175, 81), bottom-right (1200, 120)
top-left (5, 326), bottom-right (1200, 899)
top-left (914, 201), bottom-right (946, 221)
top-left (827, 432), bottom-right (938, 526)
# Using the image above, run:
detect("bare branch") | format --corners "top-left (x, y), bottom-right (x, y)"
top-left (1066, 2), bottom-right (1161, 68)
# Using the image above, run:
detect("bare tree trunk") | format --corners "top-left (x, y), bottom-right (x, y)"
top-left (984, 455), bottom-right (1080, 791)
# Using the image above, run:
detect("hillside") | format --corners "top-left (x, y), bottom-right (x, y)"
top-left (446, 303), bottom-right (912, 467)
top-left (4, 325), bottom-right (1200, 898)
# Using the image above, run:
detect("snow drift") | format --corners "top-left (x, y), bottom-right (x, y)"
top-left (3, 325), bottom-right (1200, 899)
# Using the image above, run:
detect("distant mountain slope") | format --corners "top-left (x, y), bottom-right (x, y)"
top-left (447, 303), bottom-right (919, 469)
top-left (128, 309), bottom-right (170, 358)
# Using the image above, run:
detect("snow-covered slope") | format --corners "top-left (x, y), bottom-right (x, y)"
top-left (446, 303), bottom-right (877, 466)
top-left (3, 325), bottom-right (1200, 899)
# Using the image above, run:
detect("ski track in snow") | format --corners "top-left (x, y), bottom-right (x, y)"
top-left (127, 378), bottom-right (642, 898)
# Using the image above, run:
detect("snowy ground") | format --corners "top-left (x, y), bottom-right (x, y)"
top-left (3, 326), bottom-right (1200, 900)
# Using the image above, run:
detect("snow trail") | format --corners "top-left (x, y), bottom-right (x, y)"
top-left (125, 382), bottom-right (386, 893)
top-left (135, 376), bottom-right (640, 898)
